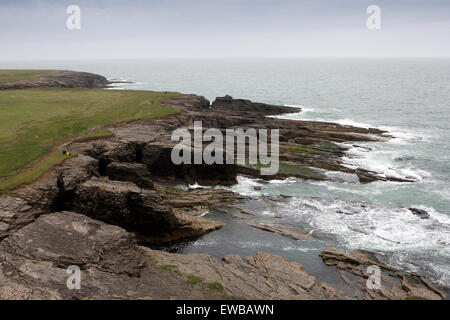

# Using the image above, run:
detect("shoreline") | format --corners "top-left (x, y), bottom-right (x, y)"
top-left (0, 70), bottom-right (447, 299)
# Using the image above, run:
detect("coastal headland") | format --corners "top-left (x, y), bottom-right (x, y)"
top-left (0, 70), bottom-right (445, 300)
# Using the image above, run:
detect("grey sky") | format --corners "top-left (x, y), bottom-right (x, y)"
top-left (1, 0), bottom-right (449, 60)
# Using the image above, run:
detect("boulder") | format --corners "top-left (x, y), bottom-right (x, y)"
top-left (142, 144), bottom-right (238, 186)
top-left (0, 212), bottom-right (224, 300)
top-left (106, 162), bottom-right (154, 189)
top-left (211, 96), bottom-right (301, 116)
top-left (72, 177), bottom-right (177, 235)
top-left (409, 208), bottom-right (430, 219)
top-left (72, 177), bottom-right (223, 242)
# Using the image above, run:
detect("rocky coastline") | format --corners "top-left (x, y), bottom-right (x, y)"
top-left (0, 71), bottom-right (111, 90)
top-left (0, 71), bottom-right (446, 300)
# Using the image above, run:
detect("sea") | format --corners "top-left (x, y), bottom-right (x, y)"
top-left (3, 58), bottom-right (449, 287)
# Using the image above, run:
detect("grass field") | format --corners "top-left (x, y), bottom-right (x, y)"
top-left (0, 88), bottom-right (180, 192)
top-left (0, 70), bottom-right (62, 84)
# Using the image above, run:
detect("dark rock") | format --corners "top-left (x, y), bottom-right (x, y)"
top-left (106, 162), bottom-right (154, 189)
top-left (247, 221), bottom-right (311, 240)
top-left (72, 177), bottom-right (177, 235)
top-left (164, 94), bottom-right (210, 111)
top-left (72, 177), bottom-right (223, 242)
top-left (409, 208), bottom-right (430, 219)
top-left (212, 95), bottom-right (301, 116)
top-left (142, 144), bottom-right (238, 186)
top-left (1, 211), bottom-right (144, 276)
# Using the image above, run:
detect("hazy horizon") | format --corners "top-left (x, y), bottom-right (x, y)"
top-left (1, 0), bottom-right (449, 60)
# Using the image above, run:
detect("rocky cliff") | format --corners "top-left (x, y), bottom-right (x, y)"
top-left (0, 71), bottom-right (110, 90)
top-left (0, 91), bottom-right (446, 300)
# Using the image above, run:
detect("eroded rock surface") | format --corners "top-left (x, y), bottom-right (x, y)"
top-left (0, 212), bottom-right (225, 300)
top-left (320, 248), bottom-right (446, 300)
top-left (0, 211), bottom-right (445, 300)
top-left (147, 248), bottom-right (342, 299)
top-left (72, 177), bottom-right (223, 243)
top-left (106, 162), bottom-right (154, 189)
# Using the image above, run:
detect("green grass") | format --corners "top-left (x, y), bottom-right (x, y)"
top-left (187, 276), bottom-right (203, 284)
top-left (315, 142), bottom-right (341, 152)
top-left (0, 70), bottom-right (62, 84)
top-left (0, 152), bottom-right (74, 192)
top-left (86, 128), bottom-right (113, 138)
top-left (0, 88), bottom-right (180, 192)
top-left (278, 164), bottom-right (324, 179)
top-left (187, 276), bottom-right (232, 298)
top-left (206, 282), bottom-right (224, 292)
top-left (158, 265), bottom-right (178, 272)
top-left (289, 144), bottom-right (321, 153)
top-left (404, 274), bottom-right (421, 286)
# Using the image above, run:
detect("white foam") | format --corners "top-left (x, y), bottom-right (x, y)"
top-left (228, 176), bottom-right (264, 197)
top-left (108, 77), bottom-right (129, 82)
top-left (324, 171), bottom-right (360, 184)
top-left (189, 183), bottom-right (209, 189)
top-left (284, 104), bottom-right (315, 112)
top-left (276, 197), bottom-right (450, 285)
top-left (272, 106), bottom-right (430, 182)
top-left (334, 119), bottom-right (372, 129)
top-left (339, 142), bottom-right (431, 182)
top-left (310, 181), bottom-right (373, 195)
top-left (268, 177), bottom-right (299, 184)
top-left (381, 129), bottom-right (428, 145)
top-left (281, 246), bottom-right (317, 253)
top-left (107, 86), bottom-right (125, 90)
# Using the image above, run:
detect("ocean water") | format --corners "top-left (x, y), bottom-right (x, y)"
top-left (3, 58), bottom-right (449, 286)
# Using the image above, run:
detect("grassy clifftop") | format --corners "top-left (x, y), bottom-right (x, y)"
top-left (0, 70), bottom-right (63, 84)
top-left (0, 87), bottom-right (180, 192)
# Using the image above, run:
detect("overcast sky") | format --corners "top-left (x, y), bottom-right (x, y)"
top-left (0, 0), bottom-right (449, 60)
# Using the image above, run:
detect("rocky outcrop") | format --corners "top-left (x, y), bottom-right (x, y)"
top-left (246, 221), bottom-right (311, 240)
top-left (161, 95), bottom-right (409, 183)
top-left (0, 91), bottom-right (439, 300)
top-left (156, 185), bottom-right (241, 216)
top-left (409, 208), bottom-right (430, 219)
top-left (211, 95), bottom-right (301, 116)
top-left (72, 177), bottom-right (223, 243)
top-left (141, 144), bottom-right (238, 186)
top-left (0, 154), bottom-right (98, 240)
top-left (0, 211), bottom-right (445, 300)
top-left (0, 212), bottom-right (225, 300)
top-left (146, 248), bottom-right (342, 300)
top-left (106, 162), bottom-right (154, 189)
top-left (73, 177), bottom-right (175, 233)
top-left (0, 71), bottom-right (110, 90)
top-left (165, 94), bottom-right (211, 112)
top-left (320, 248), bottom-right (446, 300)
